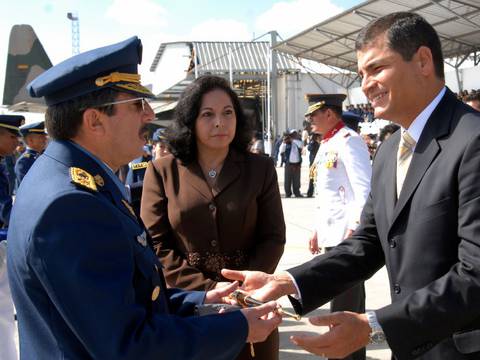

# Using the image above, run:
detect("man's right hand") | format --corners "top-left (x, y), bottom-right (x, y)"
top-left (309, 230), bottom-right (321, 254)
top-left (221, 269), bottom-right (296, 302)
top-left (240, 301), bottom-right (282, 343)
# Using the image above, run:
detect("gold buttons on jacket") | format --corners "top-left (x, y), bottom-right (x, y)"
top-left (151, 286), bottom-right (160, 301)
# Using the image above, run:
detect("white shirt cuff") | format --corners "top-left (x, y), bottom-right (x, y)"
top-left (285, 271), bottom-right (302, 303)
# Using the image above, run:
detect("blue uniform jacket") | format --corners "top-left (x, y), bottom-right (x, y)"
top-left (7, 140), bottom-right (247, 360)
top-left (14, 148), bottom-right (40, 185)
top-left (0, 160), bottom-right (12, 227)
top-left (125, 155), bottom-right (151, 185)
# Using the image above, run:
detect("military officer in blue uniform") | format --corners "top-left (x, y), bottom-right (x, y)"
top-left (0, 114), bottom-right (22, 360)
top-left (152, 127), bottom-right (170, 159)
top-left (0, 115), bottom-right (22, 227)
top-left (7, 36), bottom-right (280, 360)
top-left (14, 120), bottom-right (48, 185)
top-left (125, 145), bottom-right (151, 186)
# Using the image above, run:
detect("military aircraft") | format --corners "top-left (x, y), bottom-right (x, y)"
top-left (2, 24), bottom-right (52, 113)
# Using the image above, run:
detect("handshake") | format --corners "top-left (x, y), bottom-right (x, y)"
top-left (203, 269), bottom-right (373, 359)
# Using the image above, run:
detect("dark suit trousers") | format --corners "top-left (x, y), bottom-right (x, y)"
top-left (284, 163), bottom-right (301, 197)
top-left (325, 247), bottom-right (366, 360)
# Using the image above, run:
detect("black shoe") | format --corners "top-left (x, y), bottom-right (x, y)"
top-left (285, 194), bottom-right (292, 198)
top-left (294, 194), bottom-right (304, 198)
top-left (307, 194), bottom-right (314, 198)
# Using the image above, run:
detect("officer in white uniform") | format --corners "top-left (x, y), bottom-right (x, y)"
top-left (306, 94), bottom-right (371, 360)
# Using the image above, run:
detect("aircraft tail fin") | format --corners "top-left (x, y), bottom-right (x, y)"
top-left (3, 24), bottom-right (52, 111)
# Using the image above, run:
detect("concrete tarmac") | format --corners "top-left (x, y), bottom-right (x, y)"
top-left (274, 160), bottom-right (392, 360)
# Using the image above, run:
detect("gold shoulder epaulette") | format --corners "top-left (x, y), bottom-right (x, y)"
top-left (70, 167), bottom-right (98, 192)
top-left (23, 153), bottom-right (31, 158)
top-left (131, 162), bottom-right (148, 170)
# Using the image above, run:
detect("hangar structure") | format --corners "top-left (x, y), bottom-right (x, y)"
top-left (150, 0), bottom-right (480, 141)
top-left (273, 0), bottom-right (480, 92)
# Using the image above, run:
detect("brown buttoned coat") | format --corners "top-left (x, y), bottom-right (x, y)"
top-left (141, 149), bottom-right (285, 360)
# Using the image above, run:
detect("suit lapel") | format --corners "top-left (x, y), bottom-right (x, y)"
top-left (212, 151), bottom-right (241, 197)
top-left (390, 89), bottom-right (454, 228)
top-left (180, 162), bottom-right (213, 200)
top-left (178, 149), bottom-right (243, 199)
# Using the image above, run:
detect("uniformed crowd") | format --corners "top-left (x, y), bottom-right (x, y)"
top-left (1, 10), bottom-right (480, 360)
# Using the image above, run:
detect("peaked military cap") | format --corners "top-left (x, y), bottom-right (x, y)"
top-left (19, 120), bottom-right (47, 137)
top-left (152, 128), bottom-right (168, 143)
top-left (342, 111), bottom-right (363, 132)
top-left (27, 36), bottom-right (155, 106)
top-left (0, 114), bottom-right (24, 135)
top-left (304, 94), bottom-right (347, 116)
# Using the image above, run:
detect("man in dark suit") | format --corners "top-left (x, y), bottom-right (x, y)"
top-left (7, 36), bottom-right (280, 360)
top-left (223, 12), bottom-right (480, 360)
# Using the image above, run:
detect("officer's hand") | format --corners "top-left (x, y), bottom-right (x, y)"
top-left (308, 231), bottom-right (321, 254)
top-left (204, 281), bottom-right (239, 304)
top-left (241, 301), bottom-right (282, 343)
top-left (221, 269), bottom-right (296, 302)
top-left (290, 311), bottom-right (370, 358)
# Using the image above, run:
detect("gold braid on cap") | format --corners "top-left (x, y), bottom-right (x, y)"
top-left (95, 72), bottom-right (141, 87)
top-left (0, 124), bottom-right (20, 131)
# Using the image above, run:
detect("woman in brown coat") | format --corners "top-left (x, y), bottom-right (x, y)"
top-left (141, 75), bottom-right (285, 359)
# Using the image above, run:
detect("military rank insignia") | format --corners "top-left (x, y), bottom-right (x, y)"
top-left (70, 167), bottom-right (97, 191)
top-left (325, 151), bottom-right (338, 169)
top-left (94, 175), bottom-right (104, 187)
top-left (131, 162), bottom-right (148, 170)
top-left (23, 153), bottom-right (31, 158)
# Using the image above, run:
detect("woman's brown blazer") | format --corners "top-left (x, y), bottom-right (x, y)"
top-left (140, 149), bottom-right (286, 291)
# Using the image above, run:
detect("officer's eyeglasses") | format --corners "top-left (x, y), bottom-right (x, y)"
top-left (81, 97), bottom-right (150, 112)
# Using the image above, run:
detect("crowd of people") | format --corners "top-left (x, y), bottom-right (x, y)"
top-left (0, 10), bottom-right (480, 360)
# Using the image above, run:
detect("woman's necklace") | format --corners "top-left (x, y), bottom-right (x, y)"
top-left (207, 168), bottom-right (217, 178)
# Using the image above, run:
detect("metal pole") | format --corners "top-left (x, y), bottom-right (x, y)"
top-left (269, 31), bottom-right (278, 153)
top-left (229, 46), bottom-right (233, 86)
top-left (194, 47), bottom-right (198, 79)
top-left (266, 48), bottom-right (271, 155)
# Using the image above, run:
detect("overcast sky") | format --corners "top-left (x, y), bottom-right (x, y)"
top-left (0, 0), bottom-right (363, 100)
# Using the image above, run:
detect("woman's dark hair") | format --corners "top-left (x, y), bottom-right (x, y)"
top-left (379, 123), bottom-right (400, 142)
top-left (169, 75), bottom-right (251, 164)
top-left (356, 12), bottom-right (444, 80)
top-left (46, 88), bottom-right (118, 140)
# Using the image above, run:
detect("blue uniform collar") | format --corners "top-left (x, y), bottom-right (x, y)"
top-left (67, 141), bottom-right (129, 200)
top-left (43, 140), bottom-right (130, 201)
top-left (25, 148), bottom-right (39, 155)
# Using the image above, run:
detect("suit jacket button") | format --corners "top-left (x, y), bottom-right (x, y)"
top-left (151, 286), bottom-right (160, 301)
top-left (209, 203), bottom-right (216, 211)
top-left (211, 239), bottom-right (218, 247)
top-left (393, 284), bottom-right (401, 294)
